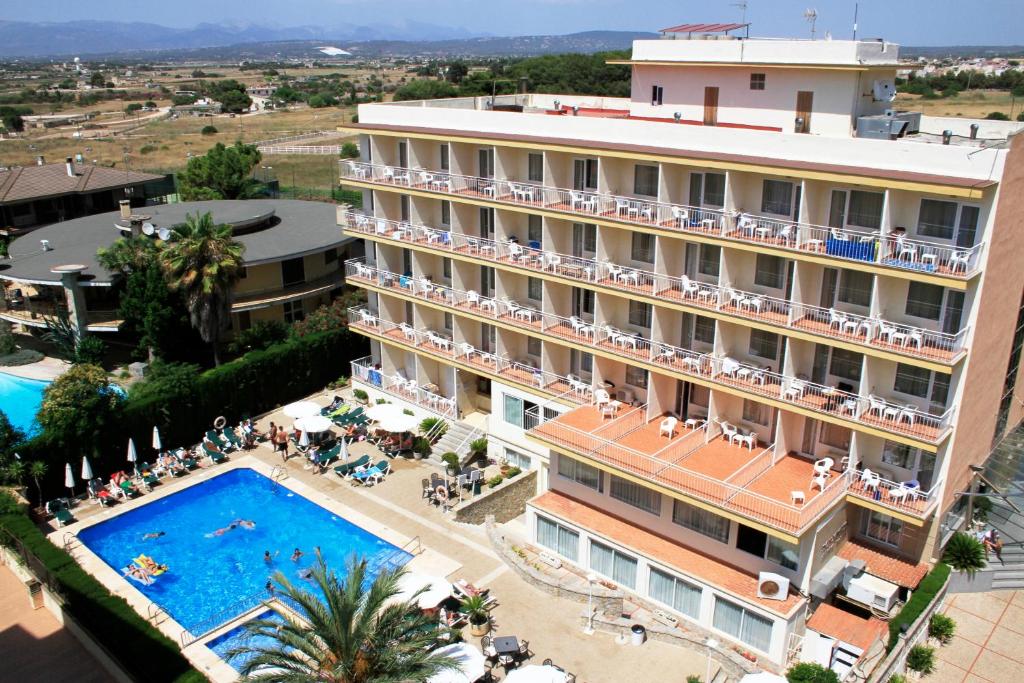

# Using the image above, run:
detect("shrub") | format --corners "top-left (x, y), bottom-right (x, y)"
top-left (0, 348), bottom-right (44, 366)
top-left (943, 533), bottom-right (986, 575)
top-left (906, 644), bottom-right (936, 675)
top-left (74, 335), bottom-right (106, 365)
top-left (340, 141), bottom-right (359, 158)
top-left (0, 321), bottom-right (15, 355)
top-left (227, 320), bottom-right (289, 355)
top-left (887, 563), bottom-right (951, 651)
top-left (929, 613), bottom-right (956, 644)
top-left (139, 144), bottom-right (157, 154)
top-left (402, 408), bottom-right (414, 416)
top-left (353, 388), bottom-right (369, 402)
top-left (419, 416), bottom-right (448, 440)
top-left (201, 124), bottom-right (218, 134)
top-left (506, 466), bottom-right (522, 478)
top-left (375, 398), bottom-right (387, 405)
top-left (487, 475), bottom-right (503, 488)
top-left (686, 677), bottom-right (702, 683)
top-left (786, 662), bottom-right (840, 683)
top-left (441, 452), bottom-right (460, 473)
top-left (888, 675), bottom-right (908, 683)
top-left (413, 436), bottom-right (432, 459)
top-left (469, 437), bottom-right (488, 460)
top-left (985, 111), bottom-right (1010, 120)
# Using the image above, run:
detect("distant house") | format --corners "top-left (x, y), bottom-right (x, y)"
top-left (170, 98), bottom-right (223, 117)
top-left (247, 84), bottom-right (274, 98)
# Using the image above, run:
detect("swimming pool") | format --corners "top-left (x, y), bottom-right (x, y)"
top-left (0, 371), bottom-right (48, 434)
top-left (205, 610), bottom-right (286, 672)
top-left (78, 468), bottom-right (412, 635)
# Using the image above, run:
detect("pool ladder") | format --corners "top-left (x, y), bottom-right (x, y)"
top-left (401, 536), bottom-right (422, 555)
top-left (270, 465), bottom-right (288, 482)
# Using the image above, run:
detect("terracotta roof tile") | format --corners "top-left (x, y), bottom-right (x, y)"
top-left (837, 539), bottom-right (929, 589)
top-left (0, 163), bottom-right (163, 203)
top-left (530, 490), bottom-right (804, 618)
top-left (806, 603), bottom-right (888, 651)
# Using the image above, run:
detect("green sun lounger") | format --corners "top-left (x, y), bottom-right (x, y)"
top-left (333, 455), bottom-right (370, 478)
top-left (206, 429), bottom-right (232, 450)
top-left (224, 427), bottom-right (246, 450)
top-left (46, 499), bottom-right (74, 527)
top-left (315, 444), bottom-right (342, 466)
top-left (203, 443), bottom-right (227, 463)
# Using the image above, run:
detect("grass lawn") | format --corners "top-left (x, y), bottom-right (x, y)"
top-left (896, 89), bottom-right (1022, 119)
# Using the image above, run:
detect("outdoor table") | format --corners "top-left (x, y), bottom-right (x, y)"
top-left (492, 636), bottom-right (520, 656)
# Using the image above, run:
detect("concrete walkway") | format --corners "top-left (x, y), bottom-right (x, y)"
top-left (0, 355), bottom-right (68, 381)
top-left (0, 564), bottom-right (109, 682)
top-left (931, 589), bottom-right (1024, 683)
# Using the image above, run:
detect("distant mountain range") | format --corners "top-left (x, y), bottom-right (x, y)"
top-left (0, 19), bottom-right (653, 59)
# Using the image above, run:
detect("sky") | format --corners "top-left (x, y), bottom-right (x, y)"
top-left (4, 0), bottom-right (1022, 46)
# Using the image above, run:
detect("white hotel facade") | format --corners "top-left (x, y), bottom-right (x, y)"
top-left (338, 30), bottom-right (1024, 669)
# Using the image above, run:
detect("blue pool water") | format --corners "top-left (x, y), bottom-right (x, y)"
top-left (0, 371), bottom-right (48, 434)
top-left (206, 610), bottom-right (287, 672)
top-left (78, 468), bottom-right (412, 634)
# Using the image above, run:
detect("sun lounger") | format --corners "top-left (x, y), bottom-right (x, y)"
top-left (138, 470), bottom-right (160, 490)
top-left (202, 443), bottom-right (227, 464)
top-left (453, 579), bottom-right (496, 608)
top-left (206, 429), bottom-right (234, 451)
top-left (46, 499), bottom-right (74, 527)
top-left (223, 427), bottom-right (246, 450)
top-left (333, 455), bottom-right (370, 478)
top-left (176, 450), bottom-right (198, 469)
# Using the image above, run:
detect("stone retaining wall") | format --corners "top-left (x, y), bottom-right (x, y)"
top-left (454, 471), bottom-right (537, 524)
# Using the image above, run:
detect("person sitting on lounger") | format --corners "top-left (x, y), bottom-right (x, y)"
top-left (326, 396), bottom-right (344, 413)
top-left (123, 564), bottom-right (153, 584)
top-left (159, 452), bottom-right (184, 475)
top-left (138, 556), bottom-right (168, 574)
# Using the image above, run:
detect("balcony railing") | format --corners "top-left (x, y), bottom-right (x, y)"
top-left (846, 470), bottom-right (941, 518)
top-left (346, 258), bottom-right (955, 445)
top-left (339, 161), bottom-right (984, 278)
top-left (0, 299), bottom-right (121, 330)
top-left (340, 210), bottom-right (968, 362)
top-left (347, 307), bottom-right (592, 406)
top-left (350, 356), bottom-right (457, 418)
top-left (525, 404), bottom-right (852, 535)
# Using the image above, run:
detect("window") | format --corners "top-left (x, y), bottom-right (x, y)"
top-left (847, 190), bottom-right (884, 230)
top-left (713, 598), bottom-right (774, 653)
top-left (478, 148), bottom-right (494, 178)
top-left (503, 395), bottom-right (536, 429)
top-left (829, 348), bottom-right (863, 381)
top-left (590, 541), bottom-right (639, 588)
top-left (750, 73), bottom-right (766, 90)
top-left (439, 143), bottom-right (449, 171)
top-left (894, 363), bottom-right (931, 398)
top-left (573, 223), bottom-right (597, 255)
top-left (698, 244), bottom-right (720, 277)
top-left (282, 300), bottom-right (304, 323)
top-left (742, 399), bottom-right (771, 426)
top-left (694, 316), bottom-right (716, 344)
top-left (625, 365), bottom-right (648, 390)
top-left (838, 269), bottom-right (873, 307)
top-left (761, 180), bottom-right (793, 217)
top-left (528, 153), bottom-right (543, 182)
top-left (634, 165), bottom-right (660, 197)
top-left (504, 448), bottom-right (533, 470)
top-left (995, 289), bottom-right (1024, 444)
top-left (324, 248), bottom-right (338, 265)
top-left (906, 282), bottom-right (944, 321)
top-left (917, 199), bottom-right (958, 240)
top-left (861, 509), bottom-right (903, 547)
top-left (882, 441), bottom-right (914, 469)
top-left (480, 207), bottom-right (495, 238)
top-left (749, 330), bottom-right (780, 360)
top-left (476, 376), bottom-right (491, 394)
top-left (239, 266), bottom-right (247, 279)
top-left (442, 258), bottom-right (452, 280)
top-left (557, 455), bottom-right (603, 492)
top-left (690, 172), bottom-right (726, 207)
top-left (527, 336), bottom-right (541, 357)
top-left (736, 524), bottom-right (767, 558)
top-left (400, 195), bottom-right (410, 222)
top-left (610, 475), bottom-right (661, 515)
top-left (444, 312), bottom-right (453, 332)
top-left (281, 257), bottom-right (305, 286)
top-left (649, 568), bottom-right (702, 619)
top-left (754, 254), bottom-right (785, 289)
top-left (767, 537), bottom-right (799, 571)
top-left (527, 277), bottom-right (543, 301)
top-left (628, 301), bottom-right (652, 329)
top-left (651, 84), bottom-right (664, 105)
top-left (672, 499), bottom-right (729, 542)
top-left (631, 232), bottom-right (655, 263)
top-left (528, 215), bottom-right (543, 245)
top-left (536, 516), bottom-right (579, 561)
top-left (440, 200), bottom-right (451, 226)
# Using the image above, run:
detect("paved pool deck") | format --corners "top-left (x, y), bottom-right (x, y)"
top-left (929, 589), bottom-right (1024, 683)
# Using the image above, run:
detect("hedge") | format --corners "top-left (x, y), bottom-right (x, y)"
top-left (886, 562), bottom-right (951, 651)
top-left (0, 510), bottom-right (205, 682)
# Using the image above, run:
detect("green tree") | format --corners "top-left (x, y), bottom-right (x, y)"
top-left (308, 93), bottom-right (339, 108)
top-left (393, 79), bottom-right (458, 102)
top-left (88, 72), bottom-right (106, 87)
top-left (0, 410), bottom-right (25, 465)
top-left (144, 100), bottom-right (157, 108)
top-left (37, 364), bottom-right (122, 449)
top-left (229, 554), bottom-right (456, 681)
top-left (340, 142), bottom-right (359, 159)
top-left (0, 106), bottom-right (30, 132)
top-left (205, 79), bottom-right (251, 113)
top-left (985, 111), bottom-right (1010, 120)
top-left (942, 532), bottom-right (987, 575)
top-left (28, 460), bottom-right (47, 506)
top-left (228, 320), bottom-right (289, 355)
top-left (445, 61), bottom-right (469, 83)
top-left (176, 141), bottom-right (266, 201)
top-left (97, 234), bottom-right (159, 275)
top-left (159, 212), bottom-right (245, 365)
top-left (787, 662), bottom-right (840, 683)
top-left (125, 102), bottom-right (143, 114)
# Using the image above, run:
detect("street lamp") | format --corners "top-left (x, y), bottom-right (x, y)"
top-left (705, 637), bottom-right (720, 683)
top-left (583, 572), bottom-right (598, 635)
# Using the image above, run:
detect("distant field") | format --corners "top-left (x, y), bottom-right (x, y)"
top-left (896, 89), bottom-right (1022, 120)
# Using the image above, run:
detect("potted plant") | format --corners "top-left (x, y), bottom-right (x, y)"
top-left (412, 436), bottom-right (432, 461)
top-left (352, 388), bottom-right (369, 404)
top-left (468, 437), bottom-right (488, 464)
top-left (441, 452), bottom-right (460, 476)
top-left (942, 532), bottom-right (987, 575)
top-left (460, 595), bottom-right (491, 637)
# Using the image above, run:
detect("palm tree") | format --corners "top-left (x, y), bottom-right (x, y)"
top-left (159, 211), bottom-right (244, 365)
top-left (942, 532), bottom-right (987, 576)
top-left (96, 234), bottom-right (159, 275)
top-left (229, 554), bottom-right (457, 682)
top-left (28, 461), bottom-right (47, 507)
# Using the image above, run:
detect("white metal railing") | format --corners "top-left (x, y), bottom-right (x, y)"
top-left (339, 160), bottom-right (984, 277)
top-left (525, 404), bottom-right (852, 534)
top-left (346, 258), bottom-right (955, 444)
top-left (339, 210), bottom-right (969, 361)
top-left (347, 307), bottom-right (592, 406)
top-left (350, 356), bottom-right (457, 418)
top-left (847, 469), bottom-right (941, 517)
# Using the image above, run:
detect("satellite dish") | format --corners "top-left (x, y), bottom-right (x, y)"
top-left (157, 228), bottom-right (171, 241)
top-left (142, 222), bottom-right (155, 236)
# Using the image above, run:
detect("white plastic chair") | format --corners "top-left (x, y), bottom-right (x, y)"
top-left (671, 206), bottom-right (688, 227)
top-left (659, 416), bottom-right (678, 438)
top-left (594, 389), bottom-right (611, 406)
top-left (720, 421), bottom-right (738, 442)
top-left (680, 276), bottom-right (700, 299)
top-left (466, 290), bottom-right (480, 307)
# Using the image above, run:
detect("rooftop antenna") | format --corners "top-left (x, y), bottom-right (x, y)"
top-left (803, 8), bottom-right (818, 40)
top-left (731, 1), bottom-right (750, 36)
top-left (852, 2), bottom-right (859, 40)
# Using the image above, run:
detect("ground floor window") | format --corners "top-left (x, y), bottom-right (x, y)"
top-left (536, 516), bottom-right (579, 561)
top-left (609, 475), bottom-right (661, 515)
top-left (712, 597), bottom-right (774, 653)
top-left (283, 300), bottom-right (304, 323)
top-left (589, 540), bottom-right (638, 589)
top-left (648, 567), bottom-right (702, 619)
top-left (672, 499), bottom-right (729, 543)
top-left (557, 455), bottom-right (602, 492)
top-left (504, 447), bottom-right (532, 470)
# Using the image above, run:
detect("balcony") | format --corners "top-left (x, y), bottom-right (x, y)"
top-left (339, 161), bottom-right (983, 279)
top-left (350, 356), bottom-right (457, 418)
top-left (347, 308), bottom-right (591, 407)
top-left (0, 298), bottom-right (121, 332)
top-left (526, 403), bottom-right (851, 536)
top-left (346, 259), bottom-right (954, 446)
top-left (231, 272), bottom-right (343, 312)
top-left (341, 211), bottom-right (968, 364)
top-left (846, 471), bottom-right (940, 521)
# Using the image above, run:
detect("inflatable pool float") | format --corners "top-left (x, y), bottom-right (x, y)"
top-left (134, 554), bottom-right (167, 575)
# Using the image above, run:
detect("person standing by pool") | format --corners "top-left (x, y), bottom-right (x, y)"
top-left (274, 426), bottom-right (289, 462)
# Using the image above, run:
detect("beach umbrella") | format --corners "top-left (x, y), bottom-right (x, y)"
top-left (504, 665), bottom-right (568, 683)
top-left (152, 426), bottom-right (162, 451)
top-left (339, 438), bottom-right (349, 462)
top-left (283, 401), bottom-right (321, 419)
top-left (299, 430), bottom-right (310, 448)
top-left (427, 643), bottom-right (487, 683)
top-left (392, 572), bottom-right (453, 609)
top-left (127, 438), bottom-right (138, 473)
top-left (81, 456), bottom-right (94, 481)
top-left (295, 415), bottom-right (333, 433)
top-left (64, 462), bottom-right (75, 497)
top-left (366, 404), bottom-right (418, 433)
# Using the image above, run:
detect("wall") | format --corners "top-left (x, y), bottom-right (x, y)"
top-left (454, 471), bottom-right (537, 524)
top-left (234, 262), bottom-right (282, 295)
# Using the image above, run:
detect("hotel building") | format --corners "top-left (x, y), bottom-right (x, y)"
top-left (339, 27), bottom-right (1024, 669)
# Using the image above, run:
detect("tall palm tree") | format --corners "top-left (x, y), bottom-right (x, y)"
top-left (159, 211), bottom-right (244, 365)
top-left (229, 554), bottom-right (457, 682)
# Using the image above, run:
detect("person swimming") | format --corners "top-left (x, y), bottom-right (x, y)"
top-left (265, 580), bottom-right (275, 595)
top-left (206, 523), bottom-right (237, 537)
top-left (264, 550), bottom-right (272, 563)
top-left (291, 548), bottom-right (303, 562)
top-left (236, 519), bottom-right (256, 530)
top-left (143, 531), bottom-right (165, 540)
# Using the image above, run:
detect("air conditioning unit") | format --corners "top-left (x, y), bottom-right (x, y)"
top-left (757, 572), bottom-right (790, 601)
top-left (845, 572), bottom-right (899, 614)
top-left (872, 79), bottom-right (897, 102)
